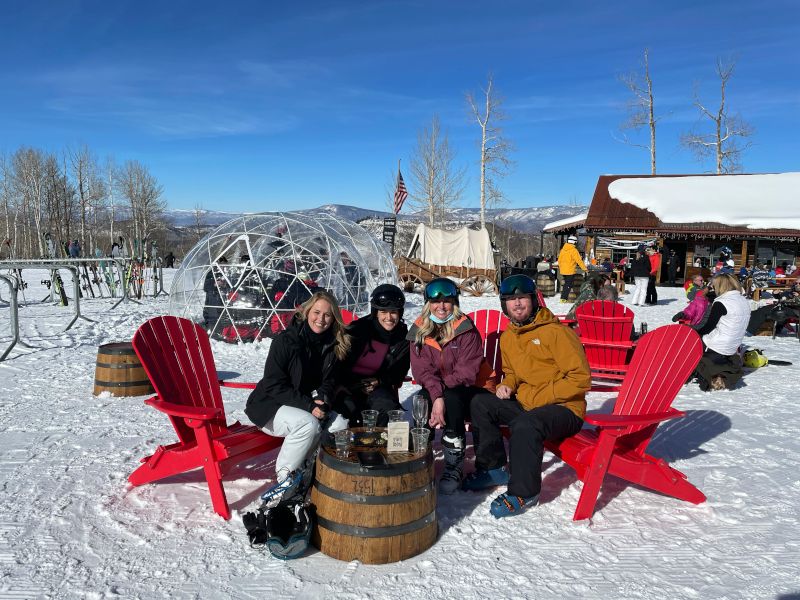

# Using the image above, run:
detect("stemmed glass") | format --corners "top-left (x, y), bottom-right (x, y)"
top-left (412, 393), bottom-right (429, 429)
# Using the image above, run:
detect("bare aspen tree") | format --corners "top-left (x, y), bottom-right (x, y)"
top-left (116, 160), bottom-right (165, 252)
top-left (618, 48), bottom-right (659, 174)
top-left (193, 202), bottom-right (206, 243)
top-left (11, 148), bottom-right (48, 257)
top-left (0, 153), bottom-right (11, 245)
top-left (43, 153), bottom-right (75, 250)
top-left (69, 145), bottom-right (106, 254)
top-left (106, 157), bottom-right (117, 247)
top-left (406, 115), bottom-right (466, 226)
top-left (467, 74), bottom-right (514, 230)
top-left (681, 58), bottom-right (754, 173)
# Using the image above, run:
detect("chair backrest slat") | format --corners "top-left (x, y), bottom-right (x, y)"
top-left (133, 316), bottom-right (227, 441)
top-left (576, 300), bottom-right (635, 368)
top-left (613, 325), bottom-right (702, 429)
top-left (466, 309), bottom-right (510, 380)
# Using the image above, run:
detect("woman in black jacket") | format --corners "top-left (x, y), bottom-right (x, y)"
top-left (245, 290), bottom-right (351, 505)
top-left (336, 284), bottom-right (410, 427)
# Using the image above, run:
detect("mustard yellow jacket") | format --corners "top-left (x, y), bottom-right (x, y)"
top-left (557, 242), bottom-right (587, 276)
top-left (500, 307), bottom-right (591, 418)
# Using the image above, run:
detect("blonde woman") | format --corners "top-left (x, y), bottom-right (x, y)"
top-left (693, 273), bottom-right (750, 391)
top-left (407, 278), bottom-right (496, 494)
top-left (245, 290), bottom-right (351, 505)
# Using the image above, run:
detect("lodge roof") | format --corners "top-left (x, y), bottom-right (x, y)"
top-left (585, 174), bottom-right (800, 240)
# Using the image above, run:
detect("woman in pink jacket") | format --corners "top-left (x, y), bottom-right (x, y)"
top-left (407, 278), bottom-right (495, 495)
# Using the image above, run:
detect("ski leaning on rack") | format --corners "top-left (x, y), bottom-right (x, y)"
top-left (42, 233), bottom-right (69, 306)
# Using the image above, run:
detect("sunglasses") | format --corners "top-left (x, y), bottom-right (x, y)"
top-left (499, 274), bottom-right (535, 297)
top-left (425, 279), bottom-right (459, 301)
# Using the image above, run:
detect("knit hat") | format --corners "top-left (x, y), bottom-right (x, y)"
top-left (567, 235), bottom-right (577, 244)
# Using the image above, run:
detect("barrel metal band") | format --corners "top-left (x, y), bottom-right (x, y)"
top-left (313, 480), bottom-right (433, 505)
top-left (96, 362), bottom-right (144, 369)
top-left (316, 511), bottom-right (436, 538)
top-left (319, 450), bottom-right (431, 476)
top-left (94, 379), bottom-right (152, 387)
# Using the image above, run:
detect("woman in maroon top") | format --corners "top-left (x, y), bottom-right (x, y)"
top-left (336, 284), bottom-right (410, 428)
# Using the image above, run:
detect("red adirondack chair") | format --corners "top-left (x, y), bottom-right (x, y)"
top-left (129, 316), bottom-right (282, 519)
top-left (576, 300), bottom-right (635, 381)
top-left (340, 308), bottom-right (358, 324)
top-left (545, 324), bottom-right (705, 521)
top-left (467, 309), bottom-right (510, 386)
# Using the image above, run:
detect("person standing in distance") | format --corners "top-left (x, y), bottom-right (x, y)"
top-left (557, 235), bottom-right (587, 303)
top-left (464, 274), bottom-right (591, 517)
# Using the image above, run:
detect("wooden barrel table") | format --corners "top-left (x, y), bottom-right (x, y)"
top-left (93, 342), bottom-right (154, 397)
top-left (311, 429), bottom-right (437, 564)
top-left (536, 273), bottom-right (556, 297)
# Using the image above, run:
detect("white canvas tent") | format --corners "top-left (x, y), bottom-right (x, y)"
top-left (406, 224), bottom-right (495, 270)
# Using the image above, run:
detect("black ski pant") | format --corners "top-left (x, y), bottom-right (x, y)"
top-left (419, 385), bottom-right (493, 447)
top-left (645, 275), bottom-right (658, 304)
top-left (560, 274), bottom-right (576, 301)
top-left (470, 394), bottom-right (583, 498)
top-left (668, 266), bottom-right (678, 286)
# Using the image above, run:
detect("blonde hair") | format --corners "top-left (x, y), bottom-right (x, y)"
top-left (711, 273), bottom-right (742, 296)
top-left (296, 290), bottom-right (352, 360)
top-left (414, 302), bottom-right (464, 346)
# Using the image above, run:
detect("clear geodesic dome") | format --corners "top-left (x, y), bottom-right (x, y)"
top-left (169, 212), bottom-right (398, 342)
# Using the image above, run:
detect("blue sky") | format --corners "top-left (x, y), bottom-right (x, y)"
top-left (1, 0), bottom-right (798, 212)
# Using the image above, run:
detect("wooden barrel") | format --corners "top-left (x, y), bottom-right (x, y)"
top-left (536, 273), bottom-right (555, 297)
top-left (311, 432), bottom-right (437, 564)
top-left (93, 342), bottom-right (154, 397)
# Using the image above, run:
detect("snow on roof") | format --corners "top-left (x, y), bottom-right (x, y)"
top-left (607, 173), bottom-right (800, 230)
top-left (542, 212), bottom-right (588, 232)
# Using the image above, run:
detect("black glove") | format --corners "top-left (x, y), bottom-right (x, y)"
top-left (672, 312), bottom-right (686, 322)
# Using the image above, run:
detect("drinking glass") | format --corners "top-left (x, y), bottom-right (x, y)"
top-left (334, 429), bottom-right (351, 458)
top-left (411, 428), bottom-right (430, 453)
top-left (361, 409), bottom-right (378, 432)
top-left (412, 394), bottom-right (429, 429)
top-left (387, 409), bottom-right (405, 423)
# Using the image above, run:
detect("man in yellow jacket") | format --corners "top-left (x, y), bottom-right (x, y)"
top-left (463, 274), bottom-right (591, 518)
top-left (557, 235), bottom-right (588, 303)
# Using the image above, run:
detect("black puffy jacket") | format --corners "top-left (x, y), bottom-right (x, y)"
top-left (341, 315), bottom-right (410, 389)
top-left (245, 317), bottom-right (340, 427)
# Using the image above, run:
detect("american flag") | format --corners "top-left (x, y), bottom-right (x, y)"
top-left (393, 170), bottom-right (408, 214)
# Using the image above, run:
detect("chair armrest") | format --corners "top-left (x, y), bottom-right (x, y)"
top-left (589, 385), bottom-right (620, 392)
top-left (584, 408), bottom-right (684, 429)
top-left (144, 396), bottom-right (223, 420)
top-left (219, 380), bottom-right (257, 390)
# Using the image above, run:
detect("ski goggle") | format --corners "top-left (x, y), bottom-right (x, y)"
top-left (424, 279), bottom-right (459, 301)
top-left (499, 274), bottom-right (536, 297)
top-left (371, 291), bottom-right (405, 310)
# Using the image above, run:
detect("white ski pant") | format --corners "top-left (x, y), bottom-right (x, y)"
top-left (632, 277), bottom-right (649, 305)
top-left (262, 405), bottom-right (349, 476)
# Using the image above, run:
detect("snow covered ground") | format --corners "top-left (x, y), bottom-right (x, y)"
top-left (1, 270), bottom-right (798, 599)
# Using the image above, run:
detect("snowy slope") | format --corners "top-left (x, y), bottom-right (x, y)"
top-left (0, 271), bottom-right (798, 599)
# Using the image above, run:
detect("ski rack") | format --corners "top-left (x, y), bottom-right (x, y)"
top-left (0, 260), bottom-right (97, 330)
top-left (0, 274), bottom-right (34, 362)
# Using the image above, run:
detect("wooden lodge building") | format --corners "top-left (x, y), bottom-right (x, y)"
top-left (544, 173), bottom-right (800, 283)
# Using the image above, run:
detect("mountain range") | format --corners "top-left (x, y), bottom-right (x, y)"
top-left (165, 203), bottom-right (588, 234)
